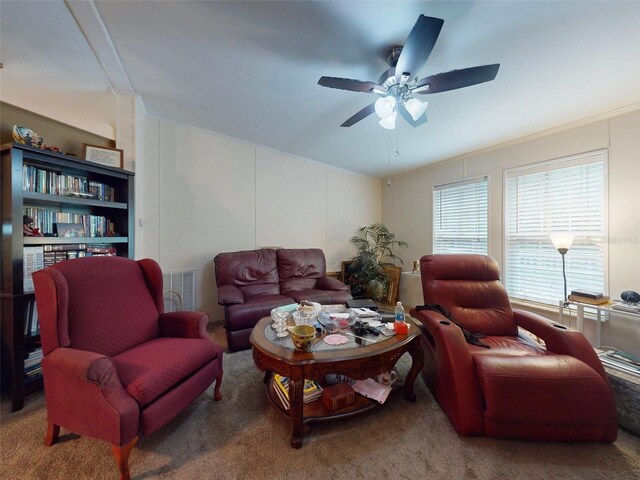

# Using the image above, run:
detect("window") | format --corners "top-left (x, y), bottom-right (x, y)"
top-left (505, 151), bottom-right (607, 305)
top-left (433, 177), bottom-right (488, 254)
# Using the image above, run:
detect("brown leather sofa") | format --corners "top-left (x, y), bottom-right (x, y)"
top-left (214, 248), bottom-right (352, 351)
top-left (410, 254), bottom-right (617, 442)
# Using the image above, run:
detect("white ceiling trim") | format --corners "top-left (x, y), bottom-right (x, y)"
top-left (64, 0), bottom-right (134, 94)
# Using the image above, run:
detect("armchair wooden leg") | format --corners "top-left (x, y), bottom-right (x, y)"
top-left (44, 422), bottom-right (60, 446)
top-left (214, 371), bottom-right (223, 401)
top-left (111, 435), bottom-right (139, 480)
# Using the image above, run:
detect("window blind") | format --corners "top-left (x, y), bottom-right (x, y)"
top-left (504, 151), bottom-right (607, 305)
top-left (433, 177), bottom-right (488, 254)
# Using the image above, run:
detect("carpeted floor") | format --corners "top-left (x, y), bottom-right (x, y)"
top-left (1, 322), bottom-right (639, 480)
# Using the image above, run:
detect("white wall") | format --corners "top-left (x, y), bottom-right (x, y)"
top-left (384, 108), bottom-right (640, 355)
top-left (141, 117), bottom-right (381, 322)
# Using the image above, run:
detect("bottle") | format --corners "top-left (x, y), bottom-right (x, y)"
top-left (394, 301), bottom-right (408, 334)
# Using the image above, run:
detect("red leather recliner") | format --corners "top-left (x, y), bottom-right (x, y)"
top-left (33, 257), bottom-right (224, 479)
top-left (410, 254), bottom-right (617, 442)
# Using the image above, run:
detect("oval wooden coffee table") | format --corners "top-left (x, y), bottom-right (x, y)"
top-left (250, 315), bottom-right (424, 448)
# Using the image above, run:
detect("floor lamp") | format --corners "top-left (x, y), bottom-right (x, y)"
top-left (550, 232), bottom-right (575, 306)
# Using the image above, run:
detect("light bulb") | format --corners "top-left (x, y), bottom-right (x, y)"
top-left (405, 98), bottom-right (428, 121)
top-left (375, 96), bottom-right (397, 119)
top-left (379, 111), bottom-right (397, 129)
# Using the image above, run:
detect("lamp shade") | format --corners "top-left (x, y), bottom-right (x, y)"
top-left (374, 96), bottom-right (396, 119)
top-left (404, 98), bottom-right (428, 121)
top-left (550, 232), bottom-right (575, 253)
top-left (378, 111), bottom-right (397, 130)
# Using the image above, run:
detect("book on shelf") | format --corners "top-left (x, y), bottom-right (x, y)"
top-left (273, 374), bottom-right (323, 403)
top-left (23, 246), bottom-right (44, 292)
top-left (272, 382), bottom-right (289, 409)
top-left (23, 300), bottom-right (39, 337)
top-left (570, 289), bottom-right (603, 299)
top-left (598, 349), bottom-right (640, 376)
top-left (568, 294), bottom-right (610, 305)
top-left (43, 243), bottom-right (87, 252)
top-left (86, 245), bottom-right (117, 256)
top-left (610, 302), bottom-right (640, 314)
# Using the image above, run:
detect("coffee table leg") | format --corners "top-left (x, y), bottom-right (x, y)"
top-left (404, 338), bottom-right (425, 402)
top-left (289, 377), bottom-right (304, 448)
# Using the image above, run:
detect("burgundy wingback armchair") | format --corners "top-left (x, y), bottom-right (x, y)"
top-left (410, 254), bottom-right (617, 442)
top-left (33, 256), bottom-right (223, 480)
top-left (214, 248), bottom-right (351, 351)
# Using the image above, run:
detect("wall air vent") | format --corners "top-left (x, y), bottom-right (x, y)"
top-left (162, 270), bottom-right (196, 312)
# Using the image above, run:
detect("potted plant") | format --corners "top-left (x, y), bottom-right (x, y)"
top-left (345, 222), bottom-right (408, 301)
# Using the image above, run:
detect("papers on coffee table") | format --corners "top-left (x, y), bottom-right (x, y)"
top-left (351, 307), bottom-right (378, 317)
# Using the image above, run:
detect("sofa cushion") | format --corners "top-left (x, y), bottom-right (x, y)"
top-left (214, 249), bottom-right (280, 299)
top-left (474, 354), bottom-right (614, 426)
top-left (226, 294), bottom-right (295, 331)
top-left (277, 248), bottom-right (325, 294)
top-left (113, 337), bottom-right (217, 407)
top-left (287, 289), bottom-right (352, 304)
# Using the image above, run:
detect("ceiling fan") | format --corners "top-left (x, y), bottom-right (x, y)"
top-left (318, 15), bottom-right (500, 129)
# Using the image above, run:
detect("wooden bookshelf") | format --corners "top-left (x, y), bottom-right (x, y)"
top-left (1, 143), bottom-right (134, 411)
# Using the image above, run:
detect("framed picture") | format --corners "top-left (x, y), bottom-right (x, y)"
top-left (55, 223), bottom-right (85, 238)
top-left (382, 265), bottom-right (402, 306)
top-left (82, 144), bottom-right (123, 169)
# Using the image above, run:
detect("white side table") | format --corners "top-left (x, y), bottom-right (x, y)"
top-left (558, 300), bottom-right (640, 347)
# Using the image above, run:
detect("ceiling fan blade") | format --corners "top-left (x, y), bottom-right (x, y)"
top-left (414, 64), bottom-right (500, 94)
top-left (318, 76), bottom-right (379, 93)
top-left (394, 15), bottom-right (444, 80)
top-left (398, 103), bottom-right (428, 127)
top-left (341, 103), bottom-right (376, 127)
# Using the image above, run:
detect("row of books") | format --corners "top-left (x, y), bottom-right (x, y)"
top-left (23, 245), bottom-right (117, 292)
top-left (24, 207), bottom-right (115, 237)
top-left (598, 349), bottom-right (640, 377)
top-left (272, 374), bottom-right (323, 410)
top-left (24, 347), bottom-right (43, 381)
top-left (23, 164), bottom-right (115, 201)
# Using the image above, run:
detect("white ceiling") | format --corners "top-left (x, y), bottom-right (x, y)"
top-left (2, 1), bottom-right (640, 178)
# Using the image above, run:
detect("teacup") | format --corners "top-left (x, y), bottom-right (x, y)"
top-left (375, 370), bottom-right (398, 386)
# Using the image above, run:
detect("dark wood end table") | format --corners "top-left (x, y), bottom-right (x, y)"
top-left (250, 316), bottom-right (424, 448)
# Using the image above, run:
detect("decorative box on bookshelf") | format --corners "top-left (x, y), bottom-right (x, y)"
top-left (1, 142), bottom-right (134, 411)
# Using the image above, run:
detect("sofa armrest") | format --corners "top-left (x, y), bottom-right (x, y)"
top-left (218, 284), bottom-right (244, 305)
top-left (316, 275), bottom-right (349, 292)
top-left (159, 311), bottom-right (209, 340)
top-left (513, 309), bottom-right (608, 379)
top-left (43, 348), bottom-right (139, 445)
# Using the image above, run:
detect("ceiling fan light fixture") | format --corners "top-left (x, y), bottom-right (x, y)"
top-left (374, 95), bottom-right (397, 119)
top-left (405, 98), bottom-right (428, 121)
top-left (379, 111), bottom-right (397, 130)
